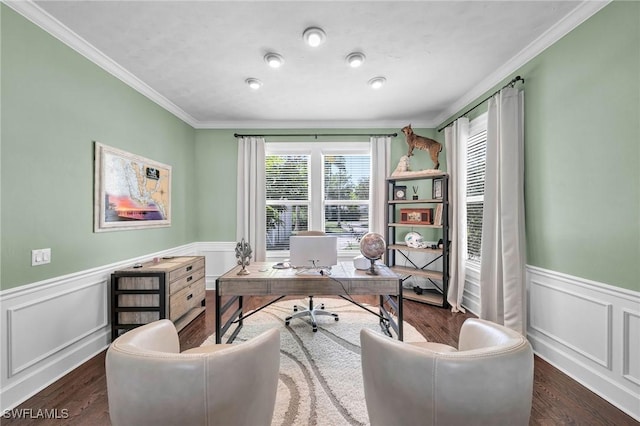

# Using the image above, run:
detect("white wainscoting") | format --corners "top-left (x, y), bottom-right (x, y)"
top-left (526, 266), bottom-right (640, 421)
top-left (462, 264), bottom-right (481, 314)
top-left (0, 243), bottom-right (196, 412)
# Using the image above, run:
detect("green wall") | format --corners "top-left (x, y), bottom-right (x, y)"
top-left (524, 1), bottom-right (639, 291)
top-left (440, 2), bottom-right (639, 291)
top-left (1, 6), bottom-right (197, 290)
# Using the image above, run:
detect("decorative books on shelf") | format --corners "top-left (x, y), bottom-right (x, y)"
top-left (434, 204), bottom-right (443, 226)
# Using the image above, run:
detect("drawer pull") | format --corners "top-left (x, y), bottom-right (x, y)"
top-left (186, 266), bottom-right (193, 272)
top-left (187, 294), bottom-right (193, 300)
top-left (187, 276), bottom-right (193, 282)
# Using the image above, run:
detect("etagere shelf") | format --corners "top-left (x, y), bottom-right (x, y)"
top-left (386, 172), bottom-right (450, 308)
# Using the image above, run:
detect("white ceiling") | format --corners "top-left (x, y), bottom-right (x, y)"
top-left (13, 1), bottom-right (606, 129)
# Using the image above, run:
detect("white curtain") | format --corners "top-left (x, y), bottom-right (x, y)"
top-left (370, 136), bottom-right (391, 236)
top-left (236, 136), bottom-right (266, 261)
top-left (480, 87), bottom-right (526, 334)
top-left (444, 118), bottom-right (469, 313)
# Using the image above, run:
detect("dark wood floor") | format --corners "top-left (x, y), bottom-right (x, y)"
top-left (3, 292), bottom-right (637, 425)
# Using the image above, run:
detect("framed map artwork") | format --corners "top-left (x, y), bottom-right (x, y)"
top-left (94, 142), bottom-right (172, 232)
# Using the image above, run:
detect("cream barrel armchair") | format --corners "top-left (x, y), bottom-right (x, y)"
top-left (106, 319), bottom-right (280, 426)
top-left (361, 318), bottom-right (534, 426)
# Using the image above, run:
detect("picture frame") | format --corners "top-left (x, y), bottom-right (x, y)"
top-left (400, 208), bottom-right (433, 225)
top-left (94, 142), bottom-right (172, 232)
top-left (432, 178), bottom-right (443, 200)
top-left (394, 185), bottom-right (407, 200)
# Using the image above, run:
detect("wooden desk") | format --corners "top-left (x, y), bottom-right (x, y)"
top-left (215, 262), bottom-right (403, 344)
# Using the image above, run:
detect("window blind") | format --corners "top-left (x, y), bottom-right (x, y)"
top-left (466, 128), bottom-right (487, 262)
top-left (266, 155), bottom-right (310, 250)
top-left (323, 154), bottom-right (371, 245)
top-left (323, 155), bottom-right (370, 201)
top-left (266, 155), bottom-right (309, 201)
top-left (467, 130), bottom-right (487, 199)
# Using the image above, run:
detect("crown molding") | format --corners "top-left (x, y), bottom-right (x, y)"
top-left (3, 0), bottom-right (199, 128)
top-left (432, 0), bottom-right (611, 128)
top-left (193, 119), bottom-right (434, 130)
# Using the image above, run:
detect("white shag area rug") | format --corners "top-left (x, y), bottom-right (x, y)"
top-left (201, 297), bottom-right (426, 426)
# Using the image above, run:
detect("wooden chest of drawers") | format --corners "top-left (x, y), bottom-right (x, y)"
top-left (110, 256), bottom-right (206, 340)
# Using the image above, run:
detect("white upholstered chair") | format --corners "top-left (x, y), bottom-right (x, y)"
top-left (360, 318), bottom-right (534, 426)
top-left (106, 319), bottom-right (280, 426)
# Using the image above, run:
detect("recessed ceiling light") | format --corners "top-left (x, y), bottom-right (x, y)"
top-left (346, 52), bottom-right (365, 68)
top-left (245, 78), bottom-right (263, 90)
top-left (303, 27), bottom-right (326, 47)
top-left (368, 77), bottom-right (386, 89)
top-left (264, 53), bottom-right (284, 68)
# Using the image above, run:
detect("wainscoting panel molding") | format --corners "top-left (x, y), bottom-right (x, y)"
top-left (0, 243), bottom-right (196, 412)
top-left (622, 308), bottom-right (640, 387)
top-left (7, 280), bottom-right (107, 377)
top-left (530, 281), bottom-right (612, 368)
top-left (527, 266), bottom-right (640, 421)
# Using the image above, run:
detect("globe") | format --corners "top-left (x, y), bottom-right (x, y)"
top-left (359, 233), bottom-right (386, 275)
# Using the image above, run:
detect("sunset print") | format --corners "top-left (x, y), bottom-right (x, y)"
top-left (105, 194), bottom-right (164, 222)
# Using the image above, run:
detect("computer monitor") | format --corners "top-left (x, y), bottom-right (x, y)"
top-left (289, 235), bottom-right (338, 269)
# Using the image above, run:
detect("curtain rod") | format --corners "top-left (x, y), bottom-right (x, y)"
top-left (437, 75), bottom-right (525, 132)
top-left (234, 132), bottom-right (397, 139)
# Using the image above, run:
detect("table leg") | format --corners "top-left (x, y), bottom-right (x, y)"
top-left (398, 280), bottom-right (404, 341)
top-left (215, 280), bottom-right (221, 344)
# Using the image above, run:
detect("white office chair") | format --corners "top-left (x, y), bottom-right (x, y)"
top-left (285, 230), bottom-right (339, 332)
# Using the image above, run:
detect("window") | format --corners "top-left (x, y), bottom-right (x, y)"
top-left (466, 114), bottom-right (487, 264)
top-left (265, 142), bottom-right (371, 253)
top-left (265, 154), bottom-right (309, 250)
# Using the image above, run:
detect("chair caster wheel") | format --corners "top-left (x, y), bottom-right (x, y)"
top-left (285, 321), bottom-right (290, 326)
top-left (293, 307), bottom-right (298, 312)
top-left (320, 304), bottom-right (325, 309)
top-left (313, 327), bottom-right (318, 332)
top-left (335, 317), bottom-right (339, 321)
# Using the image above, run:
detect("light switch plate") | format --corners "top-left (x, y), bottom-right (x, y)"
top-left (32, 248), bottom-right (51, 266)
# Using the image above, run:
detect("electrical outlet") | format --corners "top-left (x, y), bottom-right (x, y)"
top-left (31, 248), bottom-right (51, 266)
